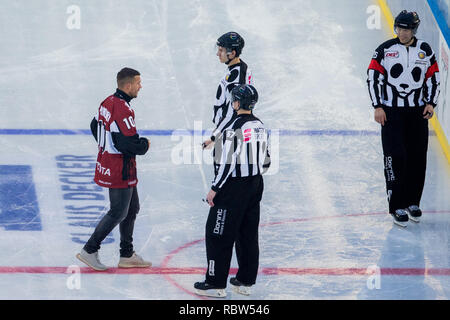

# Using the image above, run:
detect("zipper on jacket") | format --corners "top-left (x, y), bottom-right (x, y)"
top-left (406, 46), bottom-right (409, 68)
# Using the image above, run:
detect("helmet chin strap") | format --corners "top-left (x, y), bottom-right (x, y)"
top-left (225, 50), bottom-right (238, 65)
top-left (225, 53), bottom-right (233, 65)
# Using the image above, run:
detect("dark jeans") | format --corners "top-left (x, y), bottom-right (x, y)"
top-left (381, 108), bottom-right (428, 213)
top-left (84, 187), bottom-right (140, 258)
top-left (205, 175), bottom-right (264, 288)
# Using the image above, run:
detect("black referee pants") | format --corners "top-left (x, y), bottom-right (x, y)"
top-left (84, 187), bottom-right (139, 258)
top-left (381, 107), bottom-right (429, 214)
top-left (205, 175), bottom-right (264, 288)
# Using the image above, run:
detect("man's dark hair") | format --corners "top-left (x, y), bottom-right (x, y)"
top-left (117, 67), bottom-right (140, 88)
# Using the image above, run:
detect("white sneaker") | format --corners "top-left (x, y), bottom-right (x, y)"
top-left (76, 249), bottom-right (108, 271)
top-left (118, 252), bottom-right (152, 268)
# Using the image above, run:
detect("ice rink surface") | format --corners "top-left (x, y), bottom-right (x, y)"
top-left (0, 0), bottom-right (449, 300)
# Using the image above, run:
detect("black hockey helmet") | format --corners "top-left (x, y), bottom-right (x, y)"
top-left (217, 32), bottom-right (245, 56)
top-left (231, 84), bottom-right (258, 110)
top-left (394, 10), bottom-right (420, 34)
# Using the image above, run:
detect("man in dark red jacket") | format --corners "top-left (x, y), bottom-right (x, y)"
top-left (76, 67), bottom-right (151, 270)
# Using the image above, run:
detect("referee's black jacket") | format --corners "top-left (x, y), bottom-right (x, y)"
top-left (211, 113), bottom-right (271, 192)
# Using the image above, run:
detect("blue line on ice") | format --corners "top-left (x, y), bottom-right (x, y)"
top-left (0, 129), bottom-right (437, 136)
top-left (0, 128), bottom-right (377, 136)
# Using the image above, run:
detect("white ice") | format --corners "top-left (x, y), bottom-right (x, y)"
top-left (0, 0), bottom-right (449, 300)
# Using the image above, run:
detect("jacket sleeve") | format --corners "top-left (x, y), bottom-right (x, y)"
top-left (211, 114), bottom-right (237, 142)
top-left (262, 138), bottom-right (271, 174)
top-left (212, 100), bottom-right (237, 139)
top-left (212, 76), bottom-right (241, 139)
top-left (211, 129), bottom-right (241, 192)
top-left (367, 45), bottom-right (386, 109)
top-left (422, 43), bottom-right (440, 107)
top-left (90, 117), bottom-right (98, 142)
top-left (112, 132), bottom-right (149, 157)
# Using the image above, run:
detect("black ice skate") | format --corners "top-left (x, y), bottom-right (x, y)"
top-left (390, 209), bottom-right (409, 227)
top-left (194, 281), bottom-right (226, 298)
top-left (229, 277), bottom-right (252, 296)
top-left (407, 205), bottom-right (422, 223)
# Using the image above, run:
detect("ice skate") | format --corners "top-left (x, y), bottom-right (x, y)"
top-left (230, 277), bottom-right (252, 296)
top-left (407, 205), bottom-right (422, 223)
top-left (194, 281), bottom-right (226, 298)
top-left (390, 209), bottom-right (409, 227)
top-left (118, 252), bottom-right (152, 268)
top-left (76, 249), bottom-right (108, 271)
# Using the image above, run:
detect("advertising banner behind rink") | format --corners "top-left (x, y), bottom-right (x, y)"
top-left (430, 0), bottom-right (450, 163)
top-left (437, 31), bottom-right (449, 144)
top-left (385, 0), bottom-right (450, 162)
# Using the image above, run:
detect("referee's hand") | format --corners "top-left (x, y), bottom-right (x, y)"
top-left (423, 104), bottom-right (434, 119)
top-left (202, 139), bottom-right (213, 150)
top-left (206, 189), bottom-right (216, 207)
top-left (374, 108), bottom-right (387, 126)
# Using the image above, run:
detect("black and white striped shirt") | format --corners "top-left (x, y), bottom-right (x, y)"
top-left (211, 113), bottom-right (271, 192)
top-left (212, 60), bottom-right (253, 138)
top-left (367, 37), bottom-right (440, 108)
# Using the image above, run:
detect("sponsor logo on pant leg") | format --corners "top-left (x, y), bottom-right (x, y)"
top-left (208, 260), bottom-right (215, 276)
top-left (213, 209), bottom-right (227, 235)
top-left (384, 156), bottom-right (395, 181)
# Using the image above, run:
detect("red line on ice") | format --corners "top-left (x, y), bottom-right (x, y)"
top-left (2, 210), bottom-right (449, 299)
top-left (1, 266), bottom-right (450, 276)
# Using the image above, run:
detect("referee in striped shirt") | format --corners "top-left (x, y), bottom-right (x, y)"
top-left (367, 10), bottom-right (440, 227)
top-left (194, 84), bottom-right (271, 298)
